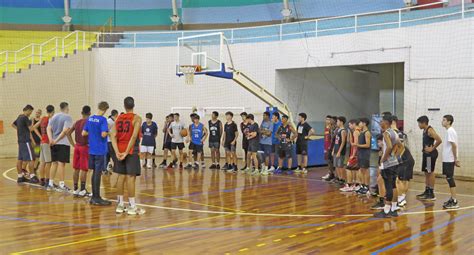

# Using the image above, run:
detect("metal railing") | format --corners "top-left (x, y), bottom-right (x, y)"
top-left (0, 31), bottom-right (90, 75)
top-left (94, 1), bottom-right (472, 47)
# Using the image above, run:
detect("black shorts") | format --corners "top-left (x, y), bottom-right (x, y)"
top-left (190, 143), bottom-right (203, 153)
top-left (442, 162), bottom-right (455, 177)
top-left (422, 150), bottom-right (438, 173)
top-left (296, 142), bottom-right (308, 155)
top-left (357, 152), bottom-right (370, 169)
top-left (18, 142), bottom-right (35, 161)
top-left (242, 138), bottom-right (249, 151)
top-left (248, 141), bottom-right (259, 153)
top-left (224, 143), bottom-right (236, 152)
top-left (51, 144), bottom-right (70, 163)
top-left (381, 166), bottom-right (398, 188)
top-left (112, 153), bottom-right (141, 176)
top-left (171, 142), bottom-right (185, 150)
top-left (278, 143), bottom-right (292, 159)
top-left (272, 144), bottom-right (278, 153)
top-left (398, 149), bottom-right (414, 181)
top-left (163, 141), bottom-right (172, 150)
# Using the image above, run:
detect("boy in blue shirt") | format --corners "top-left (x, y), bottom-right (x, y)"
top-left (83, 101), bottom-right (111, 206)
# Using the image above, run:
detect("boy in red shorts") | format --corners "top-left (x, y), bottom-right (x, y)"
top-left (69, 106), bottom-right (91, 197)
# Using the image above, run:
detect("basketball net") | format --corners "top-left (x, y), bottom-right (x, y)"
top-left (179, 65), bottom-right (201, 85)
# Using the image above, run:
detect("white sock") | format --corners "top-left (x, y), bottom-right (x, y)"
top-left (49, 179), bottom-right (54, 186)
top-left (30, 173), bottom-right (36, 178)
top-left (117, 195), bottom-right (124, 206)
top-left (399, 194), bottom-right (406, 202)
top-left (18, 174), bottom-right (23, 178)
top-left (391, 202), bottom-right (398, 211)
top-left (59, 181), bottom-right (65, 187)
top-left (129, 197), bottom-right (136, 208)
top-left (384, 204), bottom-right (391, 214)
top-left (140, 160), bottom-right (144, 166)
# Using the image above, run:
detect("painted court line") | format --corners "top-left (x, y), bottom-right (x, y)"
top-left (3, 168), bottom-right (474, 218)
top-left (371, 212), bottom-right (474, 254)
top-left (11, 214), bottom-right (229, 254)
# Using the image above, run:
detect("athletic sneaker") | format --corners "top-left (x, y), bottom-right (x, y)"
top-left (416, 188), bottom-right (428, 198)
top-left (90, 198), bottom-right (112, 206)
top-left (322, 174), bottom-right (335, 182)
top-left (221, 163), bottom-right (229, 170)
top-left (274, 167), bottom-right (283, 174)
top-left (371, 200), bottom-right (385, 210)
top-left (209, 163), bottom-right (216, 169)
top-left (216, 164), bottom-right (221, 170)
top-left (159, 161), bottom-right (167, 168)
top-left (116, 204), bottom-right (126, 214)
top-left (73, 189), bottom-right (81, 196)
top-left (127, 206), bottom-right (146, 215)
top-left (57, 185), bottom-right (72, 193)
top-left (251, 169), bottom-right (260, 175)
top-left (443, 198), bottom-right (459, 209)
top-left (420, 191), bottom-right (436, 201)
top-left (339, 184), bottom-right (352, 192)
top-left (28, 176), bottom-right (39, 184)
top-left (392, 205), bottom-right (401, 211)
top-left (294, 167), bottom-right (302, 174)
top-left (261, 169), bottom-right (269, 176)
top-left (300, 168), bottom-right (308, 174)
top-left (193, 163), bottom-right (199, 170)
top-left (240, 166), bottom-right (247, 171)
top-left (184, 164), bottom-right (193, 170)
top-left (390, 210), bottom-right (399, 217)
top-left (398, 199), bottom-right (407, 207)
top-left (269, 166), bottom-right (275, 172)
top-left (17, 176), bottom-right (29, 183)
top-left (78, 189), bottom-right (92, 197)
top-left (226, 167), bottom-right (236, 173)
top-left (373, 210), bottom-right (391, 218)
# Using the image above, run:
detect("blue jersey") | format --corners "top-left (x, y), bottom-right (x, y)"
top-left (84, 115), bottom-right (108, 156)
top-left (141, 121), bottom-right (158, 146)
top-left (190, 123), bottom-right (204, 145)
top-left (272, 121), bottom-right (281, 145)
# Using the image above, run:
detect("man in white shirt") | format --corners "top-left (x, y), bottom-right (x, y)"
top-left (168, 113), bottom-right (186, 169)
top-left (441, 114), bottom-right (460, 209)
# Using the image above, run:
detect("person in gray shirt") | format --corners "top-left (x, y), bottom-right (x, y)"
top-left (47, 102), bottom-right (74, 192)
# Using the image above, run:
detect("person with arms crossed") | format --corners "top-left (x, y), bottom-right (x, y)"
top-left (208, 111), bottom-right (223, 170)
top-left (295, 113), bottom-right (315, 174)
top-left (111, 97), bottom-right (145, 215)
top-left (222, 112), bottom-right (239, 172)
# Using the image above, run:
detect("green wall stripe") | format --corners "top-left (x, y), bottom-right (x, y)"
top-left (0, 7), bottom-right (176, 26)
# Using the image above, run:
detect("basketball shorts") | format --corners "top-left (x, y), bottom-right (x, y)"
top-left (296, 142), bottom-right (308, 155)
top-left (140, 145), bottom-right (155, 154)
top-left (278, 143), bottom-right (292, 159)
top-left (18, 142), bottom-right (35, 161)
top-left (224, 143), bottom-right (237, 152)
top-left (73, 144), bottom-right (89, 171)
top-left (422, 150), bottom-right (438, 173)
top-left (112, 153), bottom-right (141, 176)
top-left (171, 142), bottom-right (185, 150)
top-left (51, 144), bottom-right (70, 163)
top-left (209, 142), bottom-right (220, 149)
top-left (39, 143), bottom-right (52, 163)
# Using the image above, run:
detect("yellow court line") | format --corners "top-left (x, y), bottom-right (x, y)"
top-left (11, 214), bottom-right (229, 255)
top-left (3, 168), bottom-right (474, 218)
top-left (139, 191), bottom-right (245, 213)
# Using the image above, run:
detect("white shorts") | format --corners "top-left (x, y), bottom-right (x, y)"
top-left (140, 146), bottom-right (155, 154)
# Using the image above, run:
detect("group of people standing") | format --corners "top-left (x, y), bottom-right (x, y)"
top-left (321, 112), bottom-right (461, 218)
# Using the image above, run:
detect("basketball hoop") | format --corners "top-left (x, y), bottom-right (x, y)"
top-left (179, 65), bottom-right (202, 85)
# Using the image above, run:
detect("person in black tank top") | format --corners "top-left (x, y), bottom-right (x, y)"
top-left (332, 116), bottom-right (347, 185)
top-left (240, 112), bottom-right (249, 170)
top-left (356, 118), bottom-right (372, 194)
top-left (417, 115), bottom-right (442, 200)
top-left (208, 111), bottom-right (223, 169)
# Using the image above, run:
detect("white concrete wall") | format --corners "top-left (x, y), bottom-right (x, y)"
top-left (0, 52), bottom-right (91, 157)
top-left (275, 66), bottom-right (381, 123)
top-left (90, 18), bottom-right (473, 176)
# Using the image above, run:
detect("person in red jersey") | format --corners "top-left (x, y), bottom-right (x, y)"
top-left (111, 97), bottom-right (145, 215)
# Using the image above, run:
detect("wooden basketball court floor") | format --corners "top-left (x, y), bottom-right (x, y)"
top-left (0, 157), bottom-right (473, 255)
